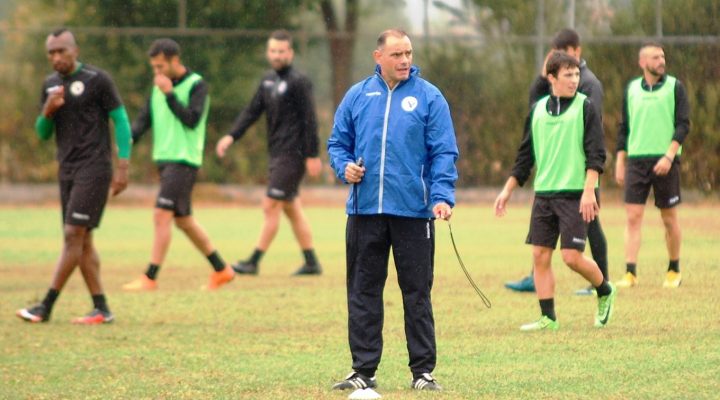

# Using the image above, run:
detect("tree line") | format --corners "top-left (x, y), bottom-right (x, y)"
top-left (0, 0), bottom-right (718, 193)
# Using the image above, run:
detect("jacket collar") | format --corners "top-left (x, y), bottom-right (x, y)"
top-left (374, 64), bottom-right (420, 89)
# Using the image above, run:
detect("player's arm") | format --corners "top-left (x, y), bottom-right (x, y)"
top-left (496, 111), bottom-right (535, 217)
top-left (580, 169), bottom-right (600, 222)
top-left (580, 99), bottom-right (605, 222)
top-left (510, 111), bottom-right (536, 187)
top-left (425, 92), bottom-right (459, 219)
top-left (297, 77), bottom-right (322, 176)
top-left (583, 99), bottom-right (606, 176)
top-left (327, 87), bottom-right (359, 184)
top-left (671, 80), bottom-right (690, 149)
top-left (654, 81), bottom-right (691, 176)
top-left (494, 176), bottom-right (519, 218)
top-left (110, 106), bottom-right (132, 160)
top-left (298, 77), bottom-right (320, 158)
top-left (217, 82), bottom-right (266, 158)
top-left (131, 97), bottom-right (152, 143)
top-left (109, 105), bottom-right (132, 196)
top-left (35, 115), bottom-right (54, 141)
top-left (97, 71), bottom-right (131, 196)
top-left (165, 80), bottom-right (208, 129)
top-left (36, 84), bottom-right (65, 140)
top-left (615, 86), bottom-right (630, 186)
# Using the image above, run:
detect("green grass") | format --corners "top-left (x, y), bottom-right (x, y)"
top-left (1, 204), bottom-right (718, 399)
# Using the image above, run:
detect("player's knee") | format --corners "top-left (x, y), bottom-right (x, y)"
top-left (660, 212), bottom-right (678, 230)
top-left (173, 216), bottom-right (193, 231)
top-left (263, 203), bottom-right (283, 217)
top-left (153, 208), bottom-right (173, 225)
top-left (63, 225), bottom-right (86, 247)
top-left (532, 247), bottom-right (551, 266)
top-left (561, 249), bottom-right (582, 268)
top-left (626, 210), bottom-right (644, 227)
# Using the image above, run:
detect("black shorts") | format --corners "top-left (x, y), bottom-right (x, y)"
top-left (156, 163), bottom-right (198, 217)
top-left (59, 166), bottom-right (112, 229)
top-left (267, 156), bottom-right (305, 201)
top-left (624, 158), bottom-right (681, 209)
top-left (526, 196), bottom-right (587, 251)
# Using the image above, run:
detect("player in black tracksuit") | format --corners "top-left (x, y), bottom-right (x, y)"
top-left (504, 29), bottom-right (610, 296)
top-left (216, 30), bottom-right (322, 276)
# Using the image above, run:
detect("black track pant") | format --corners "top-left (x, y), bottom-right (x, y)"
top-left (346, 215), bottom-right (436, 377)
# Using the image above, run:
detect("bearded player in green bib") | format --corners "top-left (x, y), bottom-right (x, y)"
top-left (123, 39), bottom-right (235, 291)
top-left (614, 43), bottom-right (690, 289)
top-left (494, 51), bottom-right (616, 331)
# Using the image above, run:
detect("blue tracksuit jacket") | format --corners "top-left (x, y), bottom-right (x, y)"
top-left (328, 65), bottom-right (459, 219)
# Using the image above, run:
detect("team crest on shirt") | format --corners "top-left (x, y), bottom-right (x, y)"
top-left (401, 96), bottom-right (418, 112)
top-left (277, 80), bottom-right (287, 94)
top-left (70, 81), bottom-right (85, 96)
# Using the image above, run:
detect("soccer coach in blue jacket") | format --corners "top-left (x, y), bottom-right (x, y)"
top-left (328, 29), bottom-right (458, 392)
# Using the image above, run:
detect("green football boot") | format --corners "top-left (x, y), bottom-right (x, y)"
top-left (520, 315), bottom-right (559, 331)
top-left (595, 282), bottom-right (617, 328)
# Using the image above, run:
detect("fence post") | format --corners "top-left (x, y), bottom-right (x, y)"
top-left (655, 0), bottom-right (663, 38)
top-left (535, 0), bottom-right (545, 72)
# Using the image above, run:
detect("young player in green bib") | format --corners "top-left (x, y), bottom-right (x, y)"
top-left (494, 51), bottom-right (616, 331)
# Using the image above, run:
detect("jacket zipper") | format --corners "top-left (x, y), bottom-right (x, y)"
top-left (420, 164), bottom-right (427, 205)
top-left (378, 81), bottom-right (394, 214)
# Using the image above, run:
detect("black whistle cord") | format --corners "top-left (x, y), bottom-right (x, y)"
top-left (447, 220), bottom-right (492, 308)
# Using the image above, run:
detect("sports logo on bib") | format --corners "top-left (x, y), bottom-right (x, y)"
top-left (401, 96), bottom-right (418, 112)
top-left (70, 81), bottom-right (85, 96)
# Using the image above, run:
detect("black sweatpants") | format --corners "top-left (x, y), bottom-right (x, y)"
top-left (346, 215), bottom-right (436, 377)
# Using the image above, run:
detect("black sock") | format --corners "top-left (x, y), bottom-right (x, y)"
top-left (249, 249), bottom-right (264, 265)
top-left (626, 262), bottom-right (637, 276)
top-left (42, 288), bottom-right (60, 312)
top-left (92, 294), bottom-right (109, 312)
top-left (207, 251), bottom-right (226, 272)
top-left (303, 249), bottom-right (318, 266)
top-left (539, 298), bottom-right (556, 321)
top-left (595, 280), bottom-right (612, 297)
top-left (668, 259), bottom-right (680, 273)
top-left (145, 263), bottom-right (160, 280)
top-left (356, 368), bottom-right (375, 378)
top-left (587, 218), bottom-right (609, 280)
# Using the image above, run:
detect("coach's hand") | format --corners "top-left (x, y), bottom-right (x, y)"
top-left (111, 159), bottom-right (129, 196)
top-left (344, 162), bottom-right (365, 183)
top-left (216, 135), bottom-right (234, 158)
top-left (433, 202), bottom-right (452, 220)
top-left (42, 86), bottom-right (65, 118)
top-left (306, 157), bottom-right (322, 177)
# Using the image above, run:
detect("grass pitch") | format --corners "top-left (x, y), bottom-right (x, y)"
top-left (1, 203), bottom-right (718, 399)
